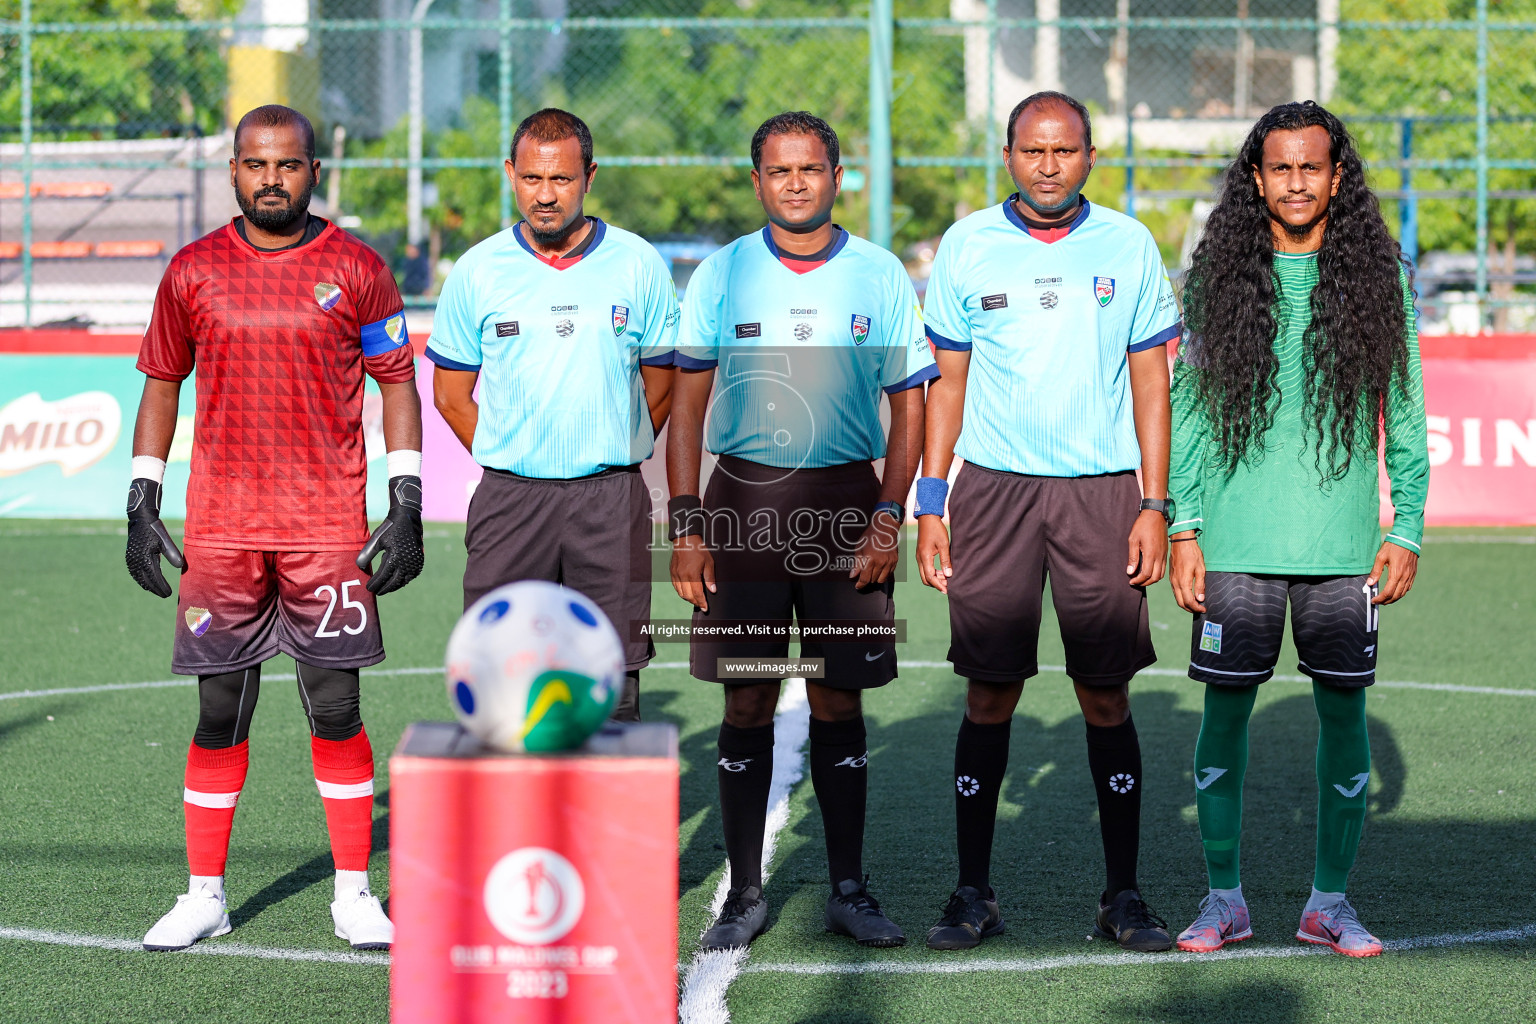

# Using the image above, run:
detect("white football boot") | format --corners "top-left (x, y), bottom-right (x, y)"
top-left (143, 889), bottom-right (231, 951)
top-left (332, 889), bottom-right (394, 950)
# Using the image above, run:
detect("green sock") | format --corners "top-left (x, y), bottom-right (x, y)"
top-left (1193, 684), bottom-right (1257, 890)
top-left (1313, 681), bottom-right (1371, 892)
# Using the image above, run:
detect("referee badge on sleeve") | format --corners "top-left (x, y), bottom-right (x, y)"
top-left (612, 305), bottom-right (629, 336)
top-left (1094, 276), bottom-right (1116, 307)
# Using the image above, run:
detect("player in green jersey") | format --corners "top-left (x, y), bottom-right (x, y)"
top-left (1166, 102), bottom-right (1428, 957)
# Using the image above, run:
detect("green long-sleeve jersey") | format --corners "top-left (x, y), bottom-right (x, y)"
top-left (1168, 251), bottom-right (1429, 575)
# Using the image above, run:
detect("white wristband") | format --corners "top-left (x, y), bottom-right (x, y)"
top-left (386, 449), bottom-right (423, 478)
top-left (131, 455), bottom-right (167, 484)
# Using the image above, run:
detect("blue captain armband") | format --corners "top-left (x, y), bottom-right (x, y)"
top-left (361, 311), bottom-right (410, 356)
top-left (913, 476), bottom-right (949, 517)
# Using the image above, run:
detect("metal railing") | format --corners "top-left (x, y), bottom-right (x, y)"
top-left (2, 1), bottom-right (1531, 330)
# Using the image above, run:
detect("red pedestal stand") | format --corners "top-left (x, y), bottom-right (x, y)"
top-left (390, 722), bottom-right (678, 1024)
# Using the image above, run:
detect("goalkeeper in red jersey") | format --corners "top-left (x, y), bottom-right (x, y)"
top-left (126, 105), bottom-right (424, 952)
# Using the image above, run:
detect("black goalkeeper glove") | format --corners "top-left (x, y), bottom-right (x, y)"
top-left (125, 477), bottom-right (186, 598)
top-left (356, 475), bottom-right (424, 595)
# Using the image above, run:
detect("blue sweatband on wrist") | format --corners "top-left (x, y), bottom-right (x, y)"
top-left (913, 476), bottom-right (949, 517)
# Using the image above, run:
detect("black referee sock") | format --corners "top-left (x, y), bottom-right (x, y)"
top-left (717, 721), bottom-right (775, 892)
top-left (808, 715), bottom-right (868, 889)
top-left (1085, 716), bottom-right (1143, 896)
top-left (954, 713), bottom-right (1012, 892)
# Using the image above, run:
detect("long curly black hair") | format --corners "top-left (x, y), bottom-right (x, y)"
top-left (1182, 101), bottom-right (1411, 480)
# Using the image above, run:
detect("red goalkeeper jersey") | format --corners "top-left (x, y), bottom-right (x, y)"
top-left (138, 218), bottom-right (415, 551)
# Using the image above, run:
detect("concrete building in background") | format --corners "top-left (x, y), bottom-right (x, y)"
top-left (955, 0), bottom-right (1340, 150)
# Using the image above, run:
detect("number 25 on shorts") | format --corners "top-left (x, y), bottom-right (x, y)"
top-left (315, 579), bottom-right (368, 638)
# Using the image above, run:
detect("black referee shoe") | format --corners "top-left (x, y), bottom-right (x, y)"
top-left (1094, 888), bottom-right (1173, 952)
top-left (825, 877), bottom-right (906, 948)
top-left (925, 885), bottom-right (1004, 951)
top-left (700, 884), bottom-right (768, 951)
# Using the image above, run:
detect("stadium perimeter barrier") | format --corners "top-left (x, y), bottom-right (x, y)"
top-left (3, 329), bottom-right (1533, 526)
top-left (1, 3), bottom-right (1533, 331)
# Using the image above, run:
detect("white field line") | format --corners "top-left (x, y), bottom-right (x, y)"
top-left (677, 678), bottom-right (811, 1024)
top-left (744, 921), bottom-right (1536, 977)
top-left (0, 665), bottom-right (441, 702)
top-left (0, 925), bottom-right (390, 966)
top-left (7, 663), bottom-right (1534, 703)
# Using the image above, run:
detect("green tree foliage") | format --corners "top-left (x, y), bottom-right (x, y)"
top-left (1, 0), bottom-right (241, 138)
top-left (1335, 0), bottom-right (1536, 263)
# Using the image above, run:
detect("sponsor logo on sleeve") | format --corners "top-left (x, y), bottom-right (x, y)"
top-left (734, 322), bottom-right (761, 338)
top-left (314, 282), bottom-right (343, 312)
top-left (612, 305), bottom-right (629, 336)
top-left (980, 293), bottom-right (1008, 311)
top-left (1094, 276), bottom-right (1116, 306)
top-left (850, 313), bottom-right (871, 345)
top-left (495, 321), bottom-right (520, 337)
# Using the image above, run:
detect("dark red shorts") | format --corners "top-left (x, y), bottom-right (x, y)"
top-left (172, 545), bottom-right (385, 676)
top-left (945, 464), bottom-right (1154, 687)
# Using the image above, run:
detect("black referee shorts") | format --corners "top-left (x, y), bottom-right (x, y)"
top-left (945, 464), bottom-right (1154, 687)
top-left (688, 455), bottom-right (897, 689)
top-left (463, 465), bottom-right (655, 671)
top-left (1188, 572), bottom-right (1379, 688)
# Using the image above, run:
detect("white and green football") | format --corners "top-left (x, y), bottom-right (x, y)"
top-left (445, 580), bottom-right (623, 753)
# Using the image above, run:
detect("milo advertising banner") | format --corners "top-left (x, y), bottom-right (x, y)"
top-left (0, 349), bottom-right (393, 520)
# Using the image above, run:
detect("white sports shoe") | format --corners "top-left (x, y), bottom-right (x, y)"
top-left (332, 891), bottom-right (394, 950)
top-left (142, 891), bottom-right (232, 951)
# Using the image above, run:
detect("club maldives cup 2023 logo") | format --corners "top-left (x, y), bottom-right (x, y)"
top-left (0, 391), bottom-right (122, 478)
top-left (483, 847), bottom-right (586, 946)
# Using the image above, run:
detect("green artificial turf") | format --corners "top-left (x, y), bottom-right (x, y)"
top-left (1, 521), bottom-right (1533, 1023)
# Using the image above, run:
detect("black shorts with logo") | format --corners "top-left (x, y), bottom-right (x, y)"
top-left (945, 464), bottom-right (1155, 687)
top-left (689, 455), bottom-right (897, 689)
top-left (1188, 572), bottom-right (1379, 688)
top-left (464, 464), bottom-right (655, 671)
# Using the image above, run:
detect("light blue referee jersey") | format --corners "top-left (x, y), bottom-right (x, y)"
top-left (923, 197), bottom-right (1182, 477)
top-left (677, 227), bottom-right (938, 469)
top-left (426, 218), bottom-right (679, 478)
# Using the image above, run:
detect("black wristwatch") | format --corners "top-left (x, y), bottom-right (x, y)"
top-left (1139, 498), bottom-right (1174, 525)
top-left (873, 500), bottom-right (904, 525)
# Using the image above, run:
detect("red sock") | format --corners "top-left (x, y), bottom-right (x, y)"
top-left (311, 730), bottom-right (375, 872)
top-left (183, 741), bottom-right (249, 876)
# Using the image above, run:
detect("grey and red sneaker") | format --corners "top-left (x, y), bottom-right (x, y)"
top-left (1176, 893), bottom-right (1253, 952)
top-left (1296, 896), bottom-right (1382, 957)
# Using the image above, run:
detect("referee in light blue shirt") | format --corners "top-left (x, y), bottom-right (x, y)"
top-left (428, 108), bottom-right (679, 721)
top-left (667, 112), bottom-right (935, 953)
top-left (915, 92), bottom-right (1180, 953)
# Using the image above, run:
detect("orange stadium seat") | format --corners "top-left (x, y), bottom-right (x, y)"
top-left (0, 181), bottom-right (113, 199)
top-left (95, 240), bottom-right (165, 258)
top-left (30, 241), bottom-right (94, 258)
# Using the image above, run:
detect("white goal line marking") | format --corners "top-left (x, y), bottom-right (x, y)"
top-left (743, 921), bottom-right (1536, 977)
top-left (6, 663), bottom-right (1534, 704)
top-left (0, 925), bottom-right (390, 967)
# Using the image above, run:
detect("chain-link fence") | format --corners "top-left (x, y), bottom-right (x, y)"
top-left (3, 1), bottom-right (1533, 332)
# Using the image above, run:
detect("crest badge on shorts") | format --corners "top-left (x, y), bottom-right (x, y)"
top-left (612, 305), bottom-right (629, 336)
top-left (1094, 276), bottom-right (1115, 307)
top-left (850, 313), bottom-right (871, 346)
top-left (314, 282), bottom-right (343, 312)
